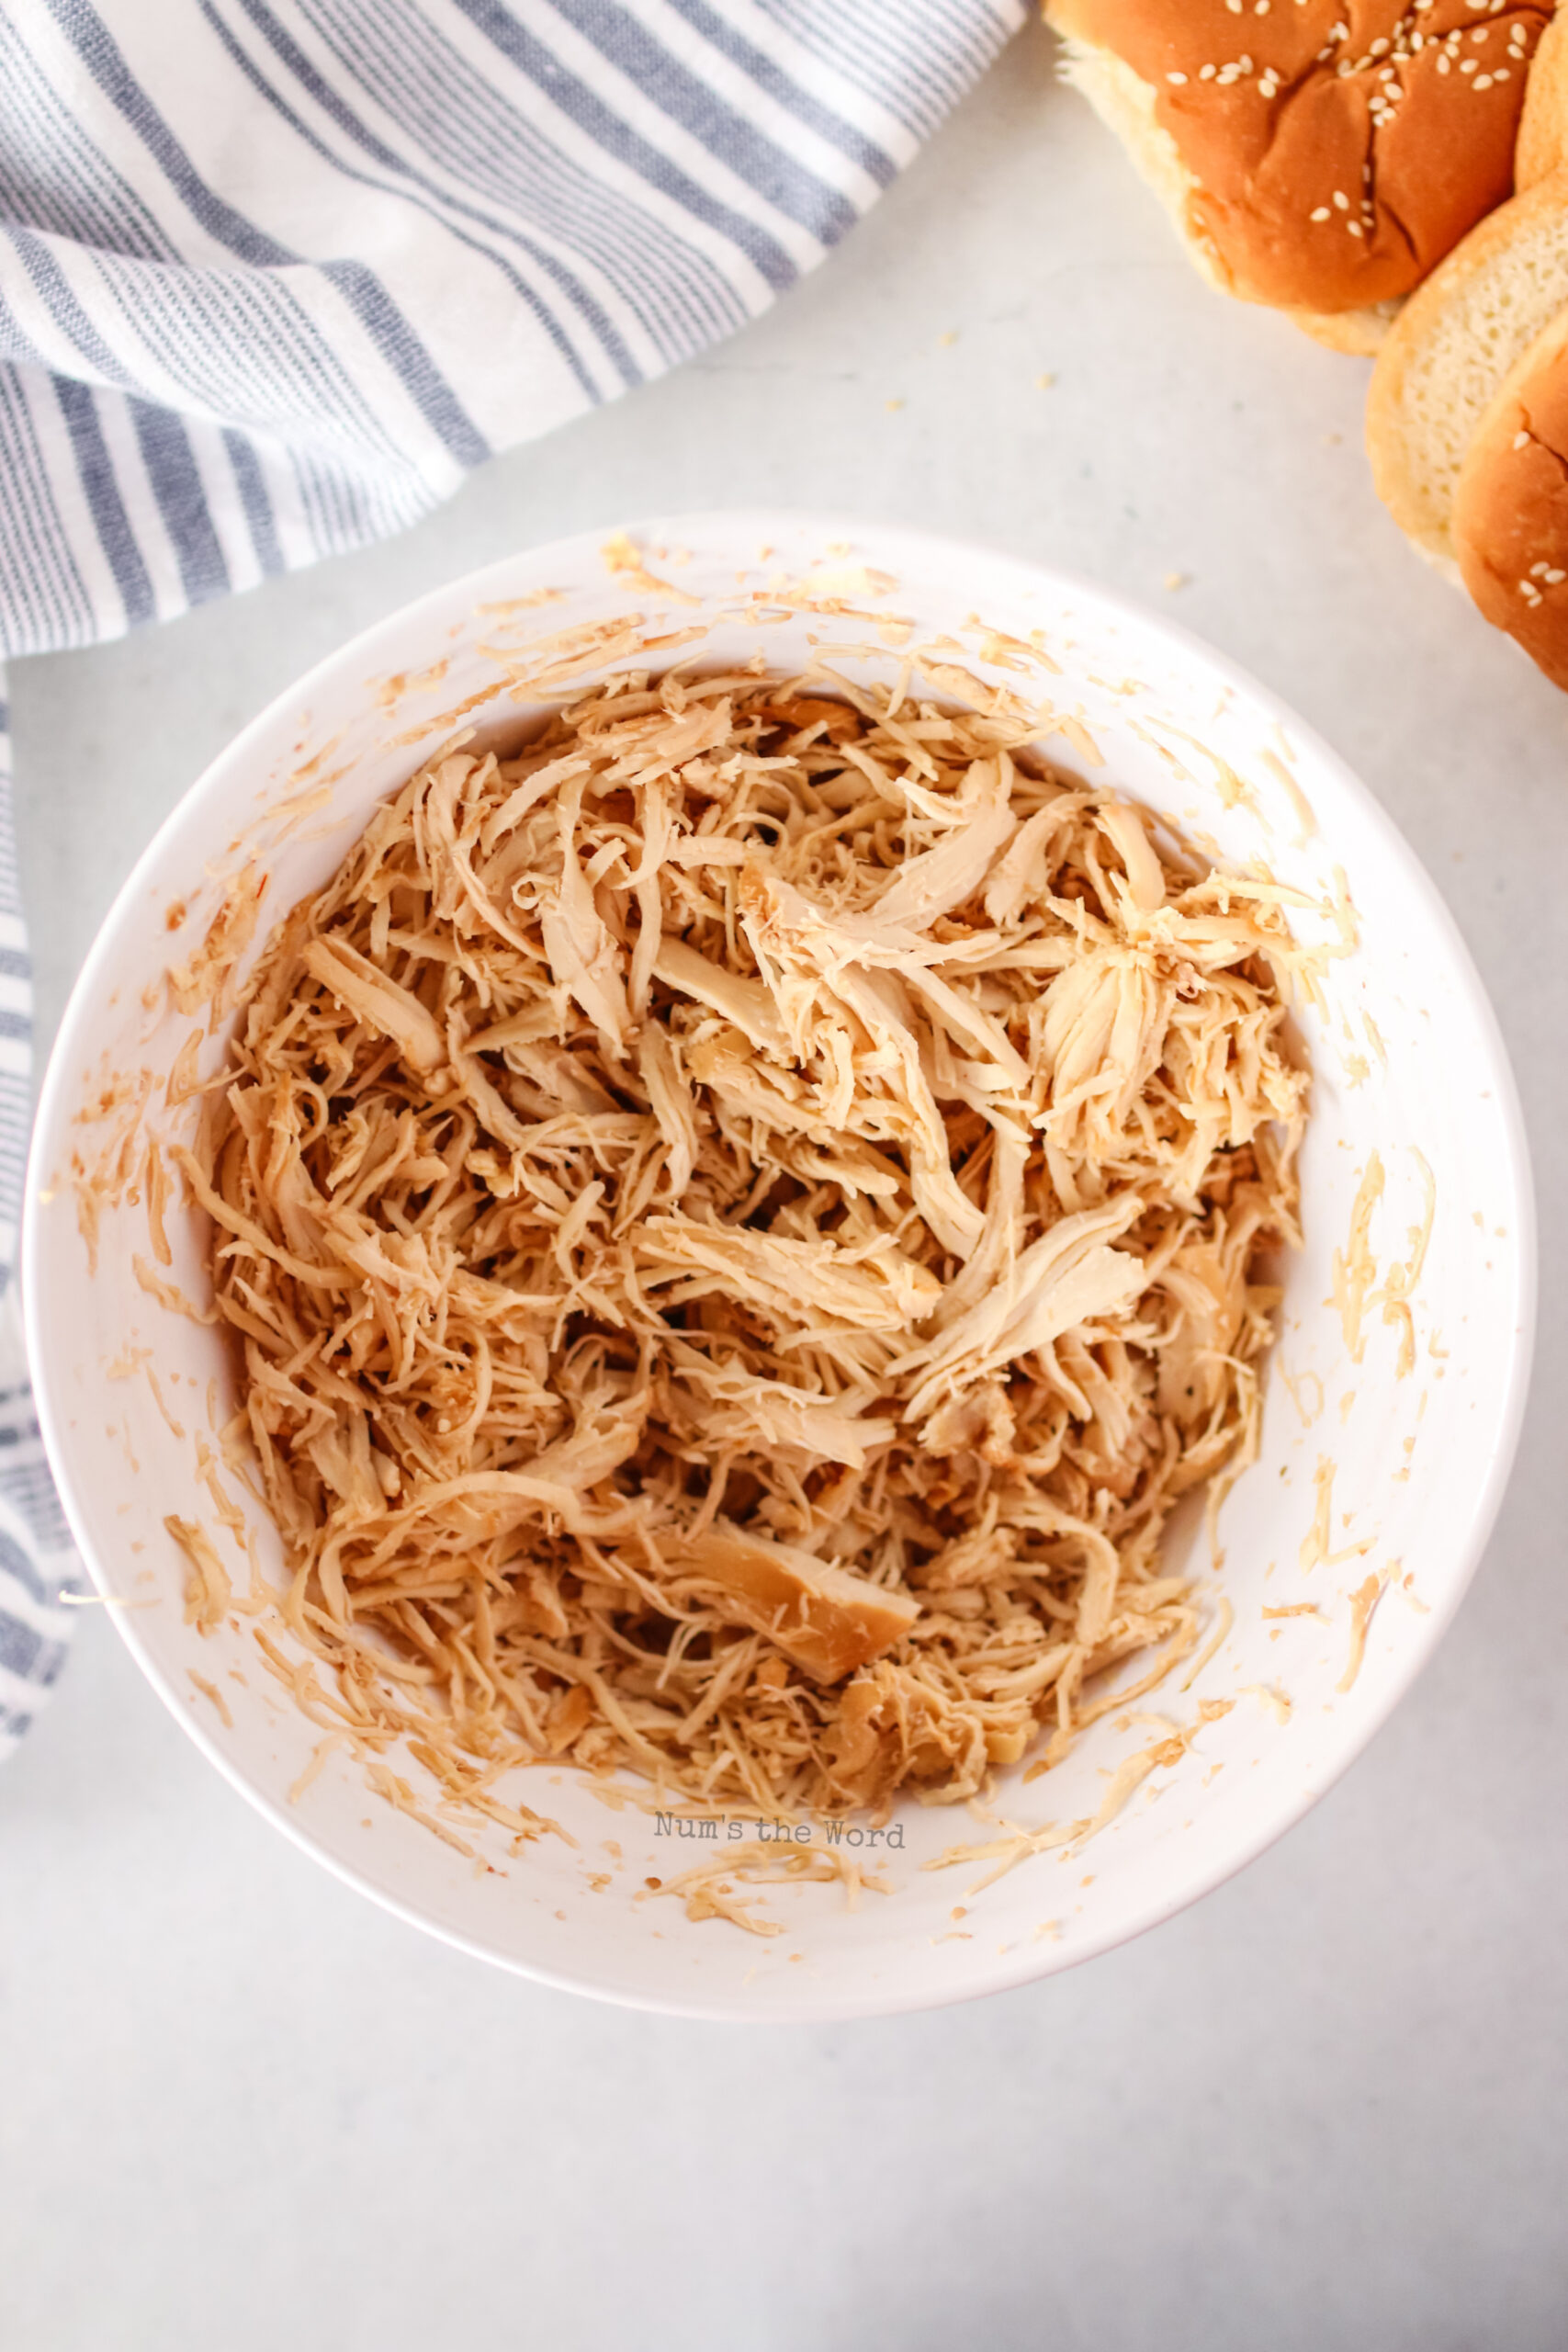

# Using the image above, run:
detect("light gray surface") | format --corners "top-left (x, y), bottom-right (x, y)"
top-left (3, 26), bottom-right (1565, 2351)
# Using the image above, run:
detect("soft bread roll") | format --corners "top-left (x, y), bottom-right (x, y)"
top-left (1367, 167), bottom-right (1568, 569)
top-left (1518, 10), bottom-right (1568, 184)
top-left (1046, 1), bottom-right (1552, 350)
top-left (1452, 308), bottom-right (1568, 686)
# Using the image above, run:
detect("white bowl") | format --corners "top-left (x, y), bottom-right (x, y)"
top-left (23, 514), bottom-right (1534, 2020)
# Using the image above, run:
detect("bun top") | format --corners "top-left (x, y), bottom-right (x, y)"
top-left (1453, 309), bottom-right (1568, 691)
top-left (1052, 0), bottom-right (1553, 314)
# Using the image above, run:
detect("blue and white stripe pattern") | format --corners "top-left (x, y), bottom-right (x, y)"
top-left (0, 0), bottom-right (1023, 1754)
top-left (0, 702), bottom-right (83, 1760)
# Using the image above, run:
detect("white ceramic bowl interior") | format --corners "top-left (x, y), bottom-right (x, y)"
top-left (24, 514), bottom-right (1534, 2020)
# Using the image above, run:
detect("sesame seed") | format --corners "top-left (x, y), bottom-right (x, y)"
top-left (1547, 571), bottom-right (1568, 586)
top-left (1310, 205), bottom-right (1332, 221)
top-left (1514, 430), bottom-right (1531, 449)
top-left (1333, 189), bottom-right (1349, 209)
top-left (1167, 70), bottom-right (1188, 83)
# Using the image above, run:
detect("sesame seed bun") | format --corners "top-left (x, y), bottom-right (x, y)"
top-left (1517, 8), bottom-right (1568, 185)
top-left (1452, 307), bottom-right (1568, 687)
top-left (1046, 1), bottom-right (1551, 346)
top-left (1367, 167), bottom-right (1568, 571)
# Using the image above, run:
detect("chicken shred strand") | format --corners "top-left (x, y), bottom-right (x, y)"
top-left (190, 669), bottom-right (1306, 1818)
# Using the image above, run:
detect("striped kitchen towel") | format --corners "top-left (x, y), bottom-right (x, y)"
top-left (0, 0), bottom-right (1024, 1756)
top-left (0, 699), bottom-right (81, 1758)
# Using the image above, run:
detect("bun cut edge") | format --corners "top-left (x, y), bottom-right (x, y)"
top-left (1368, 168), bottom-right (1568, 572)
top-left (1453, 307), bottom-right (1568, 688)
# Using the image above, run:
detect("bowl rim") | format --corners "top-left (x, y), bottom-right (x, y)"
top-left (22, 508), bottom-right (1540, 2020)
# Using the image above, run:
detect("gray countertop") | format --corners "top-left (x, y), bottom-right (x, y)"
top-left (3, 24), bottom-right (1564, 2351)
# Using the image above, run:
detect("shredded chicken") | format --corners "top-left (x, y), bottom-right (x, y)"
top-left (193, 668), bottom-right (1306, 1817)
